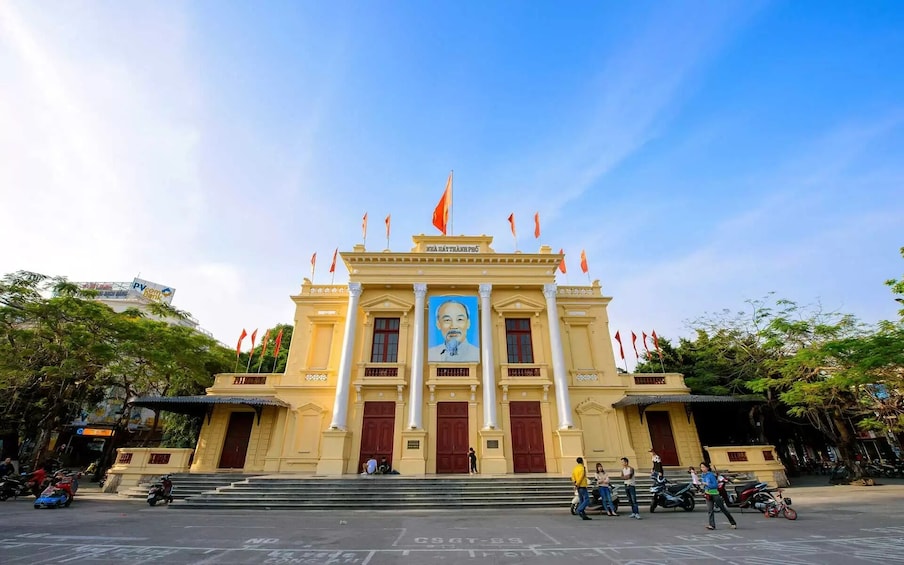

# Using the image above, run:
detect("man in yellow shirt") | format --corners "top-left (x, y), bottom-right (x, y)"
top-left (572, 457), bottom-right (591, 520)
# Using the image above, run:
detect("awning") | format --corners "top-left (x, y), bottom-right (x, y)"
top-left (128, 395), bottom-right (289, 423)
top-left (612, 394), bottom-right (765, 422)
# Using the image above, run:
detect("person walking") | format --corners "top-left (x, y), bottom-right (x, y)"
top-left (621, 457), bottom-right (641, 519)
top-left (700, 462), bottom-right (737, 530)
top-left (650, 449), bottom-right (664, 481)
top-left (594, 463), bottom-right (617, 516)
top-left (468, 447), bottom-right (478, 474)
top-left (572, 457), bottom-right (591, 520)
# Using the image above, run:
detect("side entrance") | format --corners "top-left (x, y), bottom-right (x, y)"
top-left (646, 411), bottom-right (679, 466)
top-left (510, 401), bottom-right (547, 473)
top-left (357, 401), bottom-right (396, 473)
top-left (435, 402), bottom-right (469, 474)
top-left (218, 412), bottom-right (254, 469)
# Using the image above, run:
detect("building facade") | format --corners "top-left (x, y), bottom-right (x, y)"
top-left (189, 235), bottom-right (706, 476)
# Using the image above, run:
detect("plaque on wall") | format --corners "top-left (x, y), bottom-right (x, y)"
top-left (407, 440), bottom-right (420, 449)
top-left (487, 440), bottom-right (499, 449)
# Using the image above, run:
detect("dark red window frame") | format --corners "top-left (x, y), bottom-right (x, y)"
top-left (505, 318), bottom-right (534, 364)
top-left (371, 317), bottom-right (400, 363)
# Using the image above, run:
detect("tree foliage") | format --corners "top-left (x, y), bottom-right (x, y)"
top-left (638, 248), bottom-right (904, 464)
top-left (0, 271), bottom-right (234, 466)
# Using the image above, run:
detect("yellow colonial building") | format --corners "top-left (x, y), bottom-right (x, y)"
top-left (176, 234), bottom-right (715, 477)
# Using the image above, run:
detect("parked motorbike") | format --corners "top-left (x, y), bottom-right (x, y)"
top-left (0, 474), bottom-right (29, 500)
top-left (34, 471), bottom-right (80, 509)
top-left (717, 475), bottom-right (775, 511)
top-left (147, 475), bottom-right (174, 506)
top-left (570, 479), bottom-right (621, 515)
top-left (649, 476), bottom-right (695, 512)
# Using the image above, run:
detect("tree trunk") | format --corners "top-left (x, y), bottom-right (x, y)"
top-left (831, 409), bottom-right (862, 480)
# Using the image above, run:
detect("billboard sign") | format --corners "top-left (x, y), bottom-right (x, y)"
top-left (131, 278), bottom-right (176, 304)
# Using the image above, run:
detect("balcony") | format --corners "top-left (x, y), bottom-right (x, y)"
top-left (627, 373), bottom-right (689, 392)
top-left (426, 363), bottom-right (480, 389)
top-left (355, 363), bottom-right (407, 386)
top-left (210, 373), bottom-right (279, 392)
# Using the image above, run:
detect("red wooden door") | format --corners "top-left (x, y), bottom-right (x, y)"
top-left (436, 402), bottom-right (469, 474)
top-left (358, 401), bottom-right (396, 473)
top-left (510, 401), bottom-right (547, 473)
top-left (646, 411), bottom-right (679, 466)
top-left (218, 412), bottom-right (254, 469)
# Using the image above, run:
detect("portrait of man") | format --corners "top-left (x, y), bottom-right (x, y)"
top-left (427, 296), bottom-right (480, 363)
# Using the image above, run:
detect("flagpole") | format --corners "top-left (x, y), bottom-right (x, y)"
top-left (450, 169), bottom-right (454, 236)
top-left (245, 350), bottom-right (253, 372)
top-left (386, 215), bottom-right (390, 251)
top-left (257, 350), bottom-right (265, 373)
top-left (310, 261), bottom-right (315, 284)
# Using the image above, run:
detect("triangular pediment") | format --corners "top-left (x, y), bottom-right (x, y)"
top-left (360, 293), bottom-right (414, 313)
top-left (575, 399), bottom-right (610, 415)
top-left (295, 402), bottom-right (324, 414)
top-left (492, 294), bottom-right (546, 314)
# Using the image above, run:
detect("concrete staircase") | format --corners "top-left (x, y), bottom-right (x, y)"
top-left (168, 473), bottom-right (685, 511)
top-left (119, 473), bottom-right (262, 500)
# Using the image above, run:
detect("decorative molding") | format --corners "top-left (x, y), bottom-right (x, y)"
top-left (305, 374), bottom-right (328, 381)
top-left (478, 283), bottom-right (492, 298)
top-left (575, 373), bottom-right (598, 382)
top-left (542, 284), bottom-right (558, 300)
top-left (348, 282), bottom-right (363, 297)
top-left (413, 282), bottom-right (428, 296)
top-left (558, 287), bottom-right (597, 296)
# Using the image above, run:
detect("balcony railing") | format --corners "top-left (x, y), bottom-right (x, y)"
top-left (233, 375), bottom-right (267, 385)
top-left (364, 366), bottom-right (399, 377)
top-left (437, 367), bottom-right (470, 377)
top-left (507, 367), bottom-right (541, 377)
top-left (634, 376), bottom-right (666, 385)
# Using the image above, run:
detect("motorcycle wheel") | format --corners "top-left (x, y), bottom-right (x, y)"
top-left (649, 499), bottom-right (658, 513)
top-left (681, 494), bottom-right (695, 512)
top-left (63, 493), bottom-right (72, 507)
top-left (148, 499), bottom-right (158, 507)
top-left (0, 492), bottom-right (8, 501)
top-left (783, 507), bottom-right (798, 520)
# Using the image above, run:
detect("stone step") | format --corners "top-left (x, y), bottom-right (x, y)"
top-left (167, 474), bottom-right (687, 510)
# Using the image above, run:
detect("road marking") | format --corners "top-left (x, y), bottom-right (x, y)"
top-left (535, 527), bottom-right (561, 545)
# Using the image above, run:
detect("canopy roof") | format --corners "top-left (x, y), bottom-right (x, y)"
top-left (612, 394), bottom-right (764, 408)
top-left (128, 395), bottom-right (288, 423)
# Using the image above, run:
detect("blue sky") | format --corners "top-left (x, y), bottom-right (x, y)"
top-left (1, 1), bottom-right (902, 365)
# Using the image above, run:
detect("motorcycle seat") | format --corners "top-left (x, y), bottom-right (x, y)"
top-left (734, 481), bottom-right (758, 495)
top-left (666, 484), bottom-right (687, 494)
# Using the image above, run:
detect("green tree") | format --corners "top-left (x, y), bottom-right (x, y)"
top-left (0, 272), bottom-right (119, 467)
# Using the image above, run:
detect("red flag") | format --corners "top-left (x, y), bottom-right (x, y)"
top-left (642, 331), bottom-right (651, 355)
top-left (272, 329), bottom-right (284, 360)
top-left (580, 249), bottom-right (589, 274)
top-left (432, 172), bottom-right (452, 235)
top-left (631, 331), bottom-right (639, 359)
top-left (258, 329), bottom-right (271, 361)
top-left (250, 329), bottom-right (258, 351)
top-left (614, 331), bottom-right (625, 360)
top-left (533, 212), bottom-right (540, 239)
top-left (507, 213), bottom-right (516, 238)
top-left (329, 248), bottom-right (338, 273)
top-left (235, 328), bottom-right (247, 357)
top-left (385, 214), bottom-right (391, 239)
top-left (557, 249), bottom-right (566, 274)
top-left (310, 252), bottom-right (316, 267)
top-left (651, 329), bottom-right (663, 360)
top-left (362, 212), bottom-right (368, 240)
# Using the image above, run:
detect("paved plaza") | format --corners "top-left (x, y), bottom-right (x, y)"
top-left (3, 479), bottom-right (904, 564)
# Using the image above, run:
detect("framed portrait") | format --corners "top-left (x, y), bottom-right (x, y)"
top-left (427, 295), bottom-right (480, 363)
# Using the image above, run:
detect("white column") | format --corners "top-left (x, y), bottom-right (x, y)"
top-left (543, 283), bottom-right (574, 429)
top-left (329, 282), bottom-right (363, 430)
top-left (478, 283), bottom-right (498, 429)
top-left (407, 283), bottom-right (427, 429)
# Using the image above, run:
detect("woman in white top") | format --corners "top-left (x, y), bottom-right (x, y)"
top-left (594, 463), bottom-right (617, 516)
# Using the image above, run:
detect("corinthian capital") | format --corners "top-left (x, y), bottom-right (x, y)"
top-left (478, 283), bottom-right (492, 299)
top-left (542, 283), bottom-right (558, 300)
top-left (413, 283), bottom-right (427, 297)
top-left (348, 282), bottom-right (363, 297)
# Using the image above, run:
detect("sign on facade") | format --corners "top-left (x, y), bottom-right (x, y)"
top-left (130, 278), bottom-right (176, 304)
